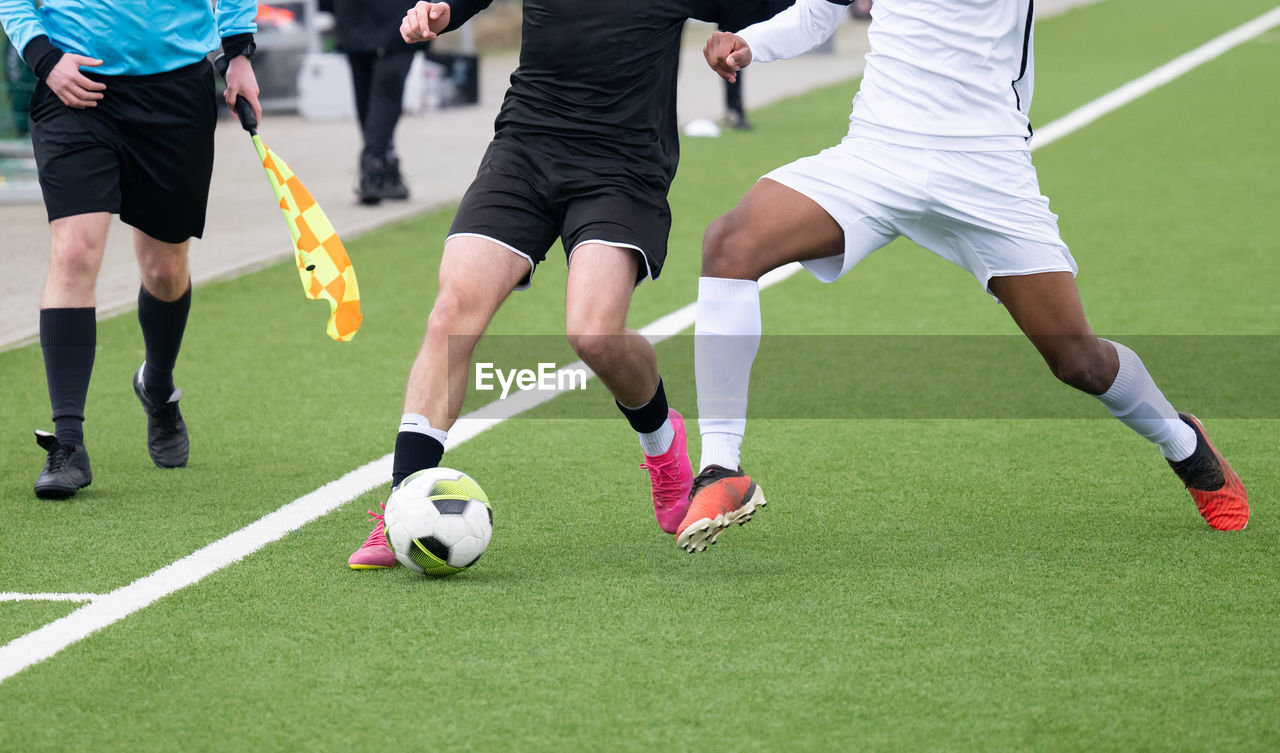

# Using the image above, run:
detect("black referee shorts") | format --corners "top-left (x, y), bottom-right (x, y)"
top-left (448, 134), bottom-right (673, 289)
top-left (28, 59), bottom-right (218, 244)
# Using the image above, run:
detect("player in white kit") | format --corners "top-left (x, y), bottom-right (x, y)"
top-left (675, 0), bottom-right (1250, 552)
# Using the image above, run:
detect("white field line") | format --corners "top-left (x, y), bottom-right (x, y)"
top-left (0, 593), bottom-right (100, 603)
top-left (3, 7), bottom-right (1278, 685)
top-left (1032, 5), bottom-right (1280, 149)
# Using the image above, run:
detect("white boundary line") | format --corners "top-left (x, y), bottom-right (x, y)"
top-left (3, 6), bottom-right (1278, 685)
top-left (0, 593), bottom-right (100, 603)
top-left (1032, 5), bottom-right (1280, 149)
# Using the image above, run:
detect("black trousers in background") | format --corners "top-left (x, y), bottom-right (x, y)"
top-left (725, 72), bottom-right (744, 116)
top-left (347, 48), bottom-right (417, 161)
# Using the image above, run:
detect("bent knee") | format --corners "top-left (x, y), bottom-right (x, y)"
top-left (1043, 340), bottom-right (1114, 394)
top-left (566, 331), bottom-right (622, 366)
top-left (425, 289), bottom-right (472, 340)
top-left (701, 214), bottom-right (761, 279)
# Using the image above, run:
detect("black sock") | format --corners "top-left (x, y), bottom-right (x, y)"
top-left (392, 431), bottom-right (445, 487)
top-left (616, 378), bottom-right (669, 434)
top-left (137, 284), bottom-right (191, 401)
top-left (41, 308), bottom-right (96, 447)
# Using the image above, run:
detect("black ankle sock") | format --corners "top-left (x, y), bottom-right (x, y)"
top-left (392, 431), bottom-right (445, 487)
top-left (41, 308), bottom-right (96, 446)
top-left (138, 284), bottom-right (191, 401)
top-left (616, 378), bottom-right (669, 434)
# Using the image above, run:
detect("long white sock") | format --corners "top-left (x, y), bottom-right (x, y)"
top-left (399, 413), bottom-right (449, 445)
top-left (696, 276), bottom-right (762, 472)
top-left (1095, 340), bottom-right (1197, 461)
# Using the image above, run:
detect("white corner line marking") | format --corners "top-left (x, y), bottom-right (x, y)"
top-left (4, 6), bottom-right (1279, 685)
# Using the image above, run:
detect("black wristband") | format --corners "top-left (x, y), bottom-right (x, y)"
top-left (220, 33), bottom-right (256, 62)
top-left (22, 35), bottom-right (64, 81)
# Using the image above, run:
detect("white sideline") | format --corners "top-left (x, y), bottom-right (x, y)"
top-left (0, 593), bottom-right (99, 603)
top-left (1032, 6), bottom-right (1280, 149)
top-left (3, 7), bottom-right (1278, 685)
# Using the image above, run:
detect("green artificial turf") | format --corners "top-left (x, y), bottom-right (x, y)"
top-left (1, 1), bottom-right (1276, 750)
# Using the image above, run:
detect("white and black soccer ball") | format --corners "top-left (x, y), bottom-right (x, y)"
top-left (384, 468), bottom-right (493, 577)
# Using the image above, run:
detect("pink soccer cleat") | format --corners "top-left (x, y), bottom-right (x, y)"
top-left (640, 408), bottom-right (694, 534)
top-left (348, 503), bottom-right (396, 570)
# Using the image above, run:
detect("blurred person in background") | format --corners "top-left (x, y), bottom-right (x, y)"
top-left (720, 0), bottom-right (796, 130)
top-left (330, 0), bottom-right (427, 204)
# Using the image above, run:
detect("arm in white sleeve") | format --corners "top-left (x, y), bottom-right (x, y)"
top-left (738, 0), bottom-right (849, 64)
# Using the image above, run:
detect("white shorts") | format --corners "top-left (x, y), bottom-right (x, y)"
top-left (764, 136), bottom-right (1077, 292)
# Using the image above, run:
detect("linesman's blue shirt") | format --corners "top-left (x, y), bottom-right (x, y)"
top-left (0, 0), bottom-right (257, 77)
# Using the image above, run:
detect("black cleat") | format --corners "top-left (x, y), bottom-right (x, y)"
top-left (133, 366), bottom-right (189, 468)
top-left (34, 430), bottom-right (92, 499)
top-left (380, 155), bottom-right (410, 201)
top-left (723, 110), bottom-right (753, 131)
top-left (355, 154), bottom-right (385, 205)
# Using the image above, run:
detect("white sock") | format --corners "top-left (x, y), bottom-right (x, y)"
top-left (695, 276), bottom-right (762, 472)
top-left (1095, 340), bottom-right (1197, 461)
top-left (700, 432), bottom-right (743, 472)
top-left (638, 420), bottom-right (675, 456)
top-left (399, 412), bottom-right (449, 446)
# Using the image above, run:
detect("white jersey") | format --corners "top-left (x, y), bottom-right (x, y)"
top-left (739, 0), bottom-right (1037, 150)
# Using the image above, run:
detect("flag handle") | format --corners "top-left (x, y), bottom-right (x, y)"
top-left (213, 54), bottom-right (258, 135)
top-left (230, 96), bottom-right (257, 135)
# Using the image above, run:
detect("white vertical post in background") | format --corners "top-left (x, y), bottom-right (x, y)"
top-left (303, 0), bottom-right (322, 55)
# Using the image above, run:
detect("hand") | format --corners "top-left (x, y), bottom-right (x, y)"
top-left (46, 54), bottom-right (106, 108)
top-left (223, 54), bottom-right (262, 125)
top-left (703, 31), bottom-right (753, 83)
top-left (401, 1), bottom-right (451, 43)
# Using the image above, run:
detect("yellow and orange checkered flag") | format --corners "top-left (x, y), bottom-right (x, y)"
top-left (228, 95), bottom-right (361, 341)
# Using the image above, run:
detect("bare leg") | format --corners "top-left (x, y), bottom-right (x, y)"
top-left (402, 235), bottom-right (531, 430)
top-left (697, 179), bottom-right (847, 473)
top-left (40, 213), bottom-right (111, 425)
top-left (133, 229), bottom-right (191, 301)
top-left (351, 235), bottom-right (529, 567)
top-left (989, 271), bottom-right (1246, 530)
top-left (680, 178), bottom-right (854, 550)
top-left (564, 243), bottom-right (656, 407)
top-left (987, 272), bottom-right (1118, 394)
top-left (43, 213), bottom-right (112, 308)
top-left (702, 178), bottom-right (844, 280)
top-left (990, 271), bottom-right (1191, 451)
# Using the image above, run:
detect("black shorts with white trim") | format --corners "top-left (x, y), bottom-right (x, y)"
top-left (448, 132), bottom-right (673, 289)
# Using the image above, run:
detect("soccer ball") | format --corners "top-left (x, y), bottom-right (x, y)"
top-left (384, 468), bottom-right (493, 577)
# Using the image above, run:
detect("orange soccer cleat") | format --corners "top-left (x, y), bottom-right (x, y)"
top-left (675, 465), bottom-right (766, 553)
top-left (1168, 413), bottom-right (1249, 531)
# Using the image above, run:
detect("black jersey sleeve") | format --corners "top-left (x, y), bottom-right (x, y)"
top-left (442, 0), bottom-right (494, 33)
top-left (715, 0), bottom-right (797, 33)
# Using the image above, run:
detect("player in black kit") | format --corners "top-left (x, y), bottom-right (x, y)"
top-left (349, 0), bottom-right (789, 568)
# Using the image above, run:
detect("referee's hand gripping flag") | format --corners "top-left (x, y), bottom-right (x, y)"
top-left (217, 59), bottom-right (362, 342)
